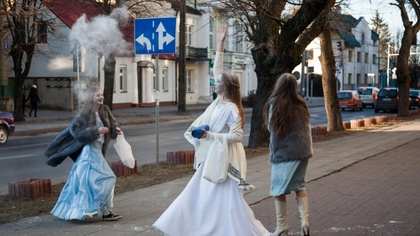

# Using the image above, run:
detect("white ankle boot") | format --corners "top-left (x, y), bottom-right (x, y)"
top-left (273, 198), bottom-right (289, 236)
top-left (297, 196), bottom-right (310, 236)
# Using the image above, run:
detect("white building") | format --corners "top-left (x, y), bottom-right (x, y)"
top-left (4, 0), bottom-right (258, 111)
top-left (293, 11), bottom-right (380, 96)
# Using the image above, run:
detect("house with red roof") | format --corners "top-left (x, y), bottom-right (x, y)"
top-left (20, 0), bottom-right (212, 110)
top-left (5, 0), bottom-right (259, 110)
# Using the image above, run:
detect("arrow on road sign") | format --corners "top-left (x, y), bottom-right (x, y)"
top-left (156, 22), bottom-right (175, 50)
top-left (134, 17), bottom-right (176, 54)
top-left (136, 34), bottom-right (152, 52)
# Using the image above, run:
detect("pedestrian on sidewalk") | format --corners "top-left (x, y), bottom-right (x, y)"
top-left (263, 73), bottom-right (313, 236)
top-left (153, 26), bottom-right (270, 236)
top-left (27, 84), bottom-right (41, 117)
top-left (45, 85), bottom-right (123, 221)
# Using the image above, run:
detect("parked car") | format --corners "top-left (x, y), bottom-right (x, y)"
top-left (357, 86), bottom-right (379, 108)
top-left (337, 90), bottom-right (364, 111)
top-left (374, 87), bottom-right (399, 113)
top-left (409, 89), bottom-right (420, 108)
top-left (0, 111), bottom-right (15, 144)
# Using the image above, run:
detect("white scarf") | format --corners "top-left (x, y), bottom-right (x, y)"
top-left (184, 97), bottom-right (248, 185)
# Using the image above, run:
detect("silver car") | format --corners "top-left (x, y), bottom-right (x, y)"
top-left (357, 86), bottom-right (379, 108)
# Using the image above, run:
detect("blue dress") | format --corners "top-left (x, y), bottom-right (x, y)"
top-left (51, 118), bottom-right (116, 220)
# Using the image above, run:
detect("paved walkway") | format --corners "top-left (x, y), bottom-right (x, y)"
top-left (1, 98), bottom-right (420, 235)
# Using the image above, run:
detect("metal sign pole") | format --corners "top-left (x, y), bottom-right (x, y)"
top-left (155, 55), bottom-right (160, 166)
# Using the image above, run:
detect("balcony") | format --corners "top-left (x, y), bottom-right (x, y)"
top-left (176, 46), bottom-right (208, 60)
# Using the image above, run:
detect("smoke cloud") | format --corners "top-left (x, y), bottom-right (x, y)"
top-left (69, 6), bottom-right (130, 59)
top-left (69, 6), bottom-right (131, 111)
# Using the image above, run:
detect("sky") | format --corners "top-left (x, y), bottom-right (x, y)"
top-left (343, 0), bottom-right (407, 38)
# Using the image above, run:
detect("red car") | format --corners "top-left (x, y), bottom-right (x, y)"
top-left (0, 111), bottom-right (15, 144)
top-left (338, 90), bottom-right (364, 111)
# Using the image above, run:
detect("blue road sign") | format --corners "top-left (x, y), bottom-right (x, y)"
top-left (134, 17), bottom-right (176, 54)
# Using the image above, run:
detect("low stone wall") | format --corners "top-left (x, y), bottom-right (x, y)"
top-left (166, 150), bottom-right (195, 165)
top-left (109, 160), bottom-right (138, 177)
top-left (8, 178), bottom-right (51, 199)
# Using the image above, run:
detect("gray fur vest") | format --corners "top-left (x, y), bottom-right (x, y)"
top-left (269, 117), bottom-right (313, 164)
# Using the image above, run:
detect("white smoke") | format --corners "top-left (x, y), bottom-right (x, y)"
top-left (69, 7), bottom-right (130, 59)
top-left (69, 6), bottom-right (131, 111)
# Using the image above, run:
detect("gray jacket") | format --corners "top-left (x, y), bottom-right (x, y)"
top-left (44, 105), bottom-right (118, 167)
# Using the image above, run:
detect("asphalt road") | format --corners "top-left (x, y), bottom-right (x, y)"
top-left (0, 107), bottom-right (399, 194)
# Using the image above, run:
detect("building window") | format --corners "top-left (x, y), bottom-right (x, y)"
top-left (348, 50), bottom-right (353, 62)
top-left (119, 65), bottom-right (127, 92)
top-left (361, 33), bottom-right (365, 45)
top-left (162, 67), bottom-right (168, 91)
top-left (357, 73), bottom-right (361, 84)
top-left (348, 73), bottom-right (353, 84)
top-left (365, 53), bottom-right (369, 64)
top-left (186, 70), bottom-right (194, 92)
top-left (357, 52), bottom-right (361, 62)
top-left (37, 21), bottom-right (48, 44)
top-left (186, 25), bottom-right (193, 46)
top-left (372, 54), bottom-right (377, 64)
top-left (364, 74), bottom-right (368, 84)
top-left (234, 21), bottom-right (243, 52)
top-left (209, 18), bottom-right (214, 50)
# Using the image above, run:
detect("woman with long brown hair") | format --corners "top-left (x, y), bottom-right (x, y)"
top-left (263, 73), bottom-right (313, 236)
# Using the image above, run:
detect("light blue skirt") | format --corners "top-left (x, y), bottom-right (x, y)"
top-left (270, 159), bottom-right (308, 196)
top-left (51, 141), bottom-right (116, 220)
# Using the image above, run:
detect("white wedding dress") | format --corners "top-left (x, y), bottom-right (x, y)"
top-left (153, 103), bottom-right (270, 236)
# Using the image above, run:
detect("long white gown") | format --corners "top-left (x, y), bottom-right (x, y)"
top-left (153, 102), bottom-right (270, 236)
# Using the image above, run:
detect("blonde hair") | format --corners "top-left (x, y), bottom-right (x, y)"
top-left (221, 72), bottom-right (245, 128)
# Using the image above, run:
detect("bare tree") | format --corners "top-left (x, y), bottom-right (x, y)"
top-left (211, 0), bottom-right (336, 147)
top-left (0, 0), bottom-right (55, 122)
top-left (392, 0), bottom-right (420, 116)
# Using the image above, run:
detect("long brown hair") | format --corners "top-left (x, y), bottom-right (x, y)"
top-left (221, 72), bottom-right (245, 128)
top-left (263, 73), bottom-right (309, 136)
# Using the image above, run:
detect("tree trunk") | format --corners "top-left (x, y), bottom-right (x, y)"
top-left (394, 0), bottom-right (420, 117)
top-left (319, 20), bottom-right (344, 132)
top-left (104, 55), bottom-right (115, 110)
top-left (247, 0), bottom-right (335, 148)
top-left (397, 28), bottom-right (415, 117)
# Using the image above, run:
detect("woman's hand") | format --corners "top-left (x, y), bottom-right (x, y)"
top-left (217, 26), bottom-right (227, 52)
top-left (200, 129), bottom-right (207, 139)
top-left (98, 127), bottom-right (109, 134)
top-left (218, 26), bottom-right (227, 43)
top-left (115, 127), bottom-right (124, 135)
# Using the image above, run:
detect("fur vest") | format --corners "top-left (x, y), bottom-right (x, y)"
top-left (269, 113), bottom-right (313, 164)
top-left (44, 105), bottom-right (118, 167)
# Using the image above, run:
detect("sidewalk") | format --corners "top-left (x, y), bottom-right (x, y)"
top-left (2, 98), bottom-right (419, 235)
top-left (14, 97), bottom-right (325, 136)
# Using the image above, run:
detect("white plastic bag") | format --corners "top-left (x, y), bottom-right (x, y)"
top-left (202, 135), bottom-right (229, 183)
top-left (114, 135), bottom-right (135, 168)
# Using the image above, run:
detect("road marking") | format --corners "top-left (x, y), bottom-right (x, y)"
top-left (0, 154), bottom-right (36, 160)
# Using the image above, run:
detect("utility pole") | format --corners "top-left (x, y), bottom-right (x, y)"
top-left (0, 5), bottom-right (9, 97)
top-left (178, 0), bottom-right (186, 112)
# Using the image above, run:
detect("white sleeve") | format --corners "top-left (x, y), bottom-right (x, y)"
top-left (213, 52), bottom-right (224, 80)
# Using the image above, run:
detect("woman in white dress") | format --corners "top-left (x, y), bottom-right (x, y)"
top-left (153, 27), bottom-right (270, 236)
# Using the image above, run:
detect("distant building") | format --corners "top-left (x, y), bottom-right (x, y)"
top-left (294, 9), bottom-right (380, 96)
